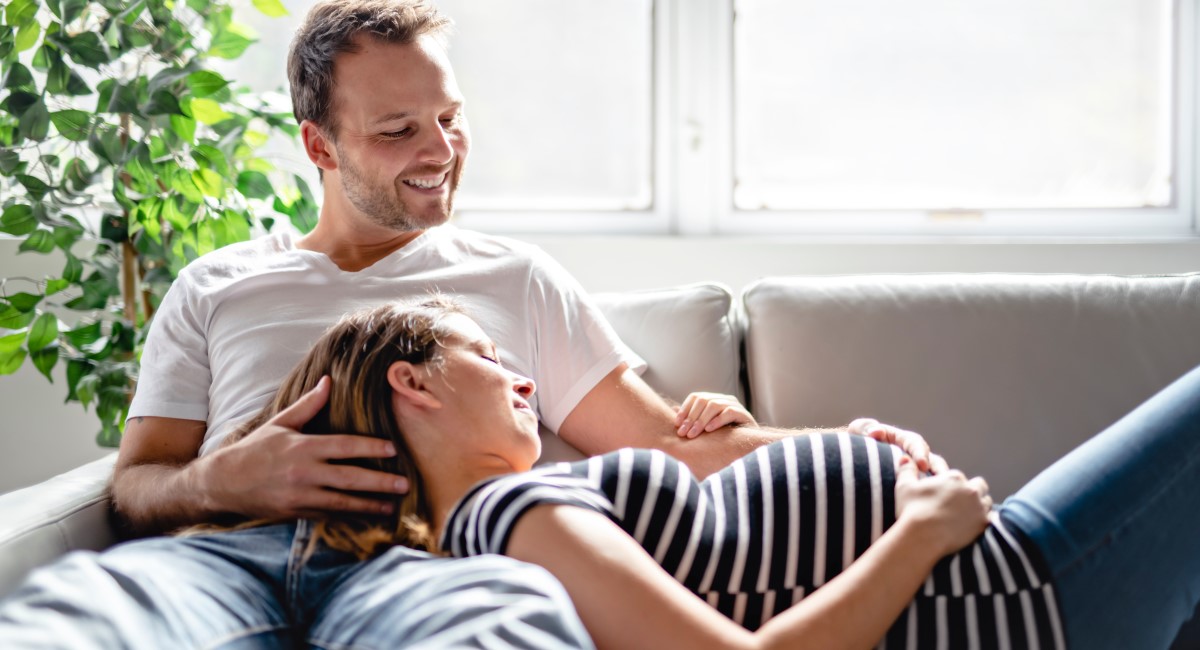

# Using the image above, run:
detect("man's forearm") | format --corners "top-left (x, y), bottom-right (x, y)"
top-left (111, 460), bottom-right (218, 537)
top-left (661, 425), bottom-right (843, 478)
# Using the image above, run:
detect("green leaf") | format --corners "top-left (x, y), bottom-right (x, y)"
top-left (65, 321), bottom-right (101, 348)
top-left (170, 168), bottom-right (203, 204)
top-left (60, 31), bottom-right (111, 68)
top-left (169, 114), bottom-right (195, 144)
top-left (186, 70), bottom-right (230, 98)
top-left (64, 156), bottom-right (90, 191)
top-left (5, 0), bottom-right (37, 26)
top-left (146, 66), bottom-right (191, 97)
top-left (0, 304), bottom-right (34, 329)
top-left (0, 330), bottom-right (25, 355)
top-left (16, 173), bottom-right (50, 200)
top-left (75, 372), bottom-right (97, 405)
top-left (7, 292), bottom-right (41, 312)
top-left (65, 357), bottom-right (87, 400)
top-left (190, 166), bottom-right (224, 197)
top-left (162, 195), bottom-right (192, 231)
top-left (27, 312), bottom-right (58, 352)
top-left (237, 170), bottom-right (273, 199)
top-left (19, 229), bottom-right (55, 254)
top-left (13, 22), bottom-right (40, 53)
top-left (44, 278), bottom-right (69, 295)
top-left (185, 97), bottom-right (233, 125)
top-left (0, 27), bottom-right (13, 60)
top-left (0, 204), bottom-right (36, 235)
top-left (17, 99), bottom-right (49, 140)
top-left (64, 68), bottom-right (90, 95)
top-left (96, 421), bottom-right (121, 447)
top-left (31, 345), bottom-right (58, 380)
top-left (2, 62), bottom-right (34, 91)
top-left (59, 0), bottom-right (88, 24)
top-left (50, 109), bottom-right (90, 141)
top-left (134, 197), bottom-right (162, 243)
top-left (62, 253), bottom-right (82, 282)
top-left (209, 23), bottom-right (256, 60)
top-left (0, 347), bottom-right (27, 375)
top-left (52, 224), bottom-right (81, 249)
top-left (252, 0), bottom-right (289, 17)
top-left (0, 148), bottom-right (19, 173)
top-left (144, 90), bottom-right (182, 116)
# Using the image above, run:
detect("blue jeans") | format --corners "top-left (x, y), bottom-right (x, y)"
top-left (0, 519), bottom-right (594, 649)
top-left (1002, 364), bottom-right (1200, 649)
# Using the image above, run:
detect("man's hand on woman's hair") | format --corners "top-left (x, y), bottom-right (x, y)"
top-left (199, 376), bottom-right (410, 519)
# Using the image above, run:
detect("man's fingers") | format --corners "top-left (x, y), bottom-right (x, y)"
top-left (296, 489), bottom-right (398, 516)
top-left (317, 464), bottom-right (410, 495)
top-left (304, 433), bottom-right (398, 461)
top-left (271, 375), bottom-right (331, 429)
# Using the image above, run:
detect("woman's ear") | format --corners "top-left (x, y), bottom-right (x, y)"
top-left (387, 361), bottom-right (442, 410)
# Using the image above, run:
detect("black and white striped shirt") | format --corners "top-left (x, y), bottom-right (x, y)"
top-left (442, 433), bottom-right (1066, 649)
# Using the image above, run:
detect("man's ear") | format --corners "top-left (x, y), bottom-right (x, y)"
top-left (300, 120), bottom-right (338, 172)
top-left (387, 361), bottom-right (442, 410)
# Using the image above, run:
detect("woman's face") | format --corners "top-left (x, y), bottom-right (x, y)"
top-left (412, 313), bottom-right (541, 471)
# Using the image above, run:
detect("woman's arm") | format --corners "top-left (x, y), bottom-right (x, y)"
top-left (504, 458), bottom-right (990, 650)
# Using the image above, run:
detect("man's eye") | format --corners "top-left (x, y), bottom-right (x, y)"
top-left (481, 355), bottom-right (499, 364)
top-left (382, 129), bottom-right (411, 138)
top-left (440, 115), bottom-right (460, 126)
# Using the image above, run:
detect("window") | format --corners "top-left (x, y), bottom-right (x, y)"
top-left (233, 0), bottom-right (1198, 237)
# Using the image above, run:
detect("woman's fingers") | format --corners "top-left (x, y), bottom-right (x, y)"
top-left (849, 418), bottom-right (936, 473)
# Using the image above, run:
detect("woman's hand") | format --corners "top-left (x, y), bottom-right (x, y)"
top-left (849, 417), bottom-right (949, 475)
top-left (675, 392), bottom-right (758, 438)
top-left (894, 456), bottom-right (992, 556)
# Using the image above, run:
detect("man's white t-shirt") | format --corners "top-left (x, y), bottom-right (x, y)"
top-left (127, 225), bottom-right (644, 456)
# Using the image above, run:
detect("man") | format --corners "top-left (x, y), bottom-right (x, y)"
top-left (0, 1), bottom-right (934, 647)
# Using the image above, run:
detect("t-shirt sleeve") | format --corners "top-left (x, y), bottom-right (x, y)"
top-left (442, 472), bottom-right (615, 557)
top-left (524, 247), bottom-right (647, 433)
top-left (126, 273), bottom-right (211, 423)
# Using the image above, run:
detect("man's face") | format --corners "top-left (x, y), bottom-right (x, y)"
top-left (327, 35), bottom-right (470, 231)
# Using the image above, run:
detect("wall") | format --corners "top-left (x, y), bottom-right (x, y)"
top-left (1, 235), bottom-right (1199, 494)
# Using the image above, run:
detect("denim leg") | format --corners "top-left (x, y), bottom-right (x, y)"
top-left (1000, 364), bottom-right (1200, 650)
top-left (306, 545), bottom-right (595, 649)
top-left (0, 524), bottom-right (298, 649)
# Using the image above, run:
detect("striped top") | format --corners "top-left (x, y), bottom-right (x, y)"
top-left (442, 433), bottom-right (1066, 649)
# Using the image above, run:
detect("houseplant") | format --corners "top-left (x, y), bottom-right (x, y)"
top-left (0, 0), bottom-right (318, 445)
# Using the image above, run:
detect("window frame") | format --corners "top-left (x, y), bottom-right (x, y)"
top-left (462, 0), bottom-right (1200, 238)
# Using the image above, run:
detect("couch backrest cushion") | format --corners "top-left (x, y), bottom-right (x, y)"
top-left (593, 282), bottom-right (742, 404)
top-left (743, 273), bottom-right (1200, 498)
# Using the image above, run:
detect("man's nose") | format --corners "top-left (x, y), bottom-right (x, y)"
top-left (418, 120), bottom-right (455, 164)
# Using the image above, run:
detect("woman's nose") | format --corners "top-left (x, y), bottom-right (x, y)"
top-left (513, 374), bottom-right (536, 397)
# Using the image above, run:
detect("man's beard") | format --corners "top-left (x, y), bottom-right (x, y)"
top-left (337, 148), bottom-right (461, 232)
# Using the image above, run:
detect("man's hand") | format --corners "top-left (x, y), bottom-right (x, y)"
top-left (198, 376), bottom-right (409, 519)
top-left (847, 417), bottom-right (948, 474)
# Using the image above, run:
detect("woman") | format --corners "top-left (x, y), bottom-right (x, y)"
top-left (229, 296), bottom-right (1200, 649)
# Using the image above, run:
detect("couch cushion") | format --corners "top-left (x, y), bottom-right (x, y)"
top-left (743, 273), bottom-right (1200, 499)
top-left (594, 282), bottom-right (742, 404)
top-left (0, 453), bottom-right (117, 600)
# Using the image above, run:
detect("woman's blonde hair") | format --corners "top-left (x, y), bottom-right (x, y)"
top-left (189, 295), bottom-right (464, 559)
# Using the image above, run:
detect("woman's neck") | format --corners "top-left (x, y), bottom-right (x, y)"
top-left (423, 455), bottom-right (516, 540)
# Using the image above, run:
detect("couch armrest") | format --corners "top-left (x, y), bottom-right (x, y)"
top-left (0, 453), bottom-right (118, 600)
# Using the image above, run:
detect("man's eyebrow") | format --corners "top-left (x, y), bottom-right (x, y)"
top-left (371, 102), bottom-right (463, 126)
top-left (371, 111), bottom-right (413, 125)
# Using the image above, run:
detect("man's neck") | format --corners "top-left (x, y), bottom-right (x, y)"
top-left (297, 203), bottom-right (426, 273)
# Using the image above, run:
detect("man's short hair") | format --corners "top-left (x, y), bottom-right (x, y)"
top-left (287, 0), bottom-right (453, 137)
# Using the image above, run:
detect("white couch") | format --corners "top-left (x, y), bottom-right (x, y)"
top-left (3, 273), bottom-right (1200, 646)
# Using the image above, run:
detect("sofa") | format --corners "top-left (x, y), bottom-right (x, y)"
top-left (3, 272), bottom-right (1200, 647)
